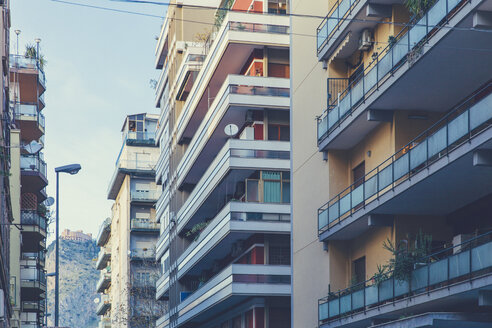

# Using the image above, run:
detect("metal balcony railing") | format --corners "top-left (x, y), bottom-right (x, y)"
top-left (20, 154), bottom-right (47, 178)
top-left (125, 131), bottom-right (157, 146)
top-left (11, 102), bottom-right (45, 130)
top-left (318, 230), bottom-right (492, 323)
top-left (10, 54), bottom-right (46, 86)
top-left (20, 211), bottom-right (47, 231)
top-left (131, 218), bottom-right (159, 231)
top-left (130, 248), bottom-right (155, 259)
top-left (318, 84), bottom-right (492, 235)
top-left (317, 0), bottom-right (467, 143)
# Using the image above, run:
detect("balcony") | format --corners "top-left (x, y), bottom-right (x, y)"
top-left (318, 231), bottom-right (492, 327)
top-left (317, 0), bottom-right (492, 150)
top-left (21, 252), bottom-right (46, 267)
top-left (175, 139), bottom-right (290, 236)
top-left (125, 131), bottom-right (157, 147)
top-left (96, 295), bottom-right (111, 316)
top-left (10, 54), bottom-right (46, 93)
top-left (130, 248), bottom-right (155, 261)
top-left (96, 217), bottom-right (111, 247)
top-left (174, 11), bottom-right (289, 146)
top-left (20, 211), bottom-right (47, 238)
top-left (21, 301), bottom-right (45, 313)
top-left (20, 268), bottom-right (46, 294)
top-left (20, 153), bottom-right (48, 191)
top-left (96, 248), bottom-right (111, 270)
top-left (174, 74), bottom-right (290, 192)
top-left (155, 186), bottom-right (169, 223)
top-left (130, 190), bottom-right (161, 203)
top-left (176, 264), bottom-right (290, 327)
top-left (156, 271), bottom-right (170, 300)
top-left (318, 87), bottom-right (492, 241)
top-left (156, 225), bottom-right (170, 261)
top-left (12, 102), bottom-right (45, 140)
top-left (107, 158), bottom-right (156, 200)
top-left (96, 272), bottom-right (111, 293)
top-left (130, 218), bottom-right (159, 232)
top-left (177, 201), bottom-right (290, 280)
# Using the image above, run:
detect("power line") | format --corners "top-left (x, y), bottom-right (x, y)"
top-left (50, 0), bottom-right (165, 18)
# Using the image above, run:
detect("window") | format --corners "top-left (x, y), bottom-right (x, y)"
top-left (245, 171), bottom-right (290, 203)
top-left (268, 0), bottom-right (288, 14)
top-left (268, 124), bottom-right (290, 141)
top-left (269, 245), bottom-right (290, 265)
top-left (353, 162), bottom-right (365, 187)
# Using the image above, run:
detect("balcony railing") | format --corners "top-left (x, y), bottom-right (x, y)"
top-left (317, 0), bottom-right (466, 143)
top-left (125, 131), bottom-right (157, 146)
top-left (318, 84), bottom-right (492, 235)
top-left (229, 84), bottom-right (290, 98)
top-left (21, 268), bottom-right (47, 286)
top-left (318, 231), bottom-right (492, 323)
top-left (20, 154), bottom-right (47, 178)
top-left (96, 217), bottom-right (112, 246)
top-left (130, 248), bottom-right (155, 259)
top-left (10, 54), bottom-right (46, 86)
top-left (317, 0), bottom-right (361, 52)
top-left (21, 211), bottom-right (47, 231)
top-left (22, 252), bottom-right (45, 263)
top-left (11, 102), bottom-right (45, 130)
top-left (22, 301), bottom-right (45, 312)
top-left (130, 218), bottom-right (159, 231)
top-left (131, 190), bottom-right (161, 202)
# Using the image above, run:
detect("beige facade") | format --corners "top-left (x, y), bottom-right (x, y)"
top-left (97, 113), bottom-right (166, 328)
top-left (292, 0), bottom-right (492, 326)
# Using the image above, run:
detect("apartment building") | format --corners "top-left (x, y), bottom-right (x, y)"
top-left (9, 42), bottom-right (49, 328)
top-left (0, 1), bottom-right (11, 327)
top-left (98, 113), bottom-right (166, 328)
top-left (291, 0), bottom-right (492, 326)
top-left (153, 1), bottom-right (292, 327)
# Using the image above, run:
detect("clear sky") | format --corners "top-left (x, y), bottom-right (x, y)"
top-left (11, 0), bottom-right (165, 242)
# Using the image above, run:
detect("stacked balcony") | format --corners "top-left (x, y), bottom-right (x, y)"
top-left (98, 317), bottom-right (111, 328)
top-left (96, 294), bottom-right (111, 316)
top-left (96, 271), bottom-right (111, 293)
top-left (96, 248), bottom-right (111, 270)
top-left (20, 210), bottom-right (47, 240)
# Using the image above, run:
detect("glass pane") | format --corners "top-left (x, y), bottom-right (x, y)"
top-left (319, 302), bottom-right (328, 321)
top-left (449, 251), bottom-right (470, 279)
top-left (340, 194), bottom-right (351, 216)
top-left (364, 175), bottom-right (377, 199)
top-left (411, 266), bottom-right (428, 291)
top-left (472, 241), bottom-right (492, 271)
top-left (351, 81), bottom-right (364, 105)
top-left (328, 299), bottom-right (339, 317)
top-left (365, 285), bottom-right (378, 306)
top-left (351, 185), bottom-right (363, 207)
top-left (448, 111), bottom-right (468, 145)
top-left (282, 181), bottom-right (290, 203)
top-left (262, 171), bottom-right (281, 180)
top-left (319, 209), bottom-right (328, 230)
top-left (318, 116), bottom-right (328, 139)
top-left (328, 108), bottom-right (339, 130)
top-left (393, 33), bottom-right (409, 64)
top-left (409, 15), bottom-right (427, 47)
top-left (378, 165), bottom-right (392, 190)
top-left (393, 153), bottom-right (409, 180)
top-left (339, 94), bottom-right (351, 117)
top-left (428, 0), bottom-right (446, 27)
top-left (394, 279), bottom-right (409, 297)
top-left (410, 141), bottom-right (427, 170)
top-left (379, 279), bottom-right (393, 302)
top-left (429, 258), bottom-right (448, 285)
top-left (329, 202), bottom-right (339, 224)
top-left (365, 67), bottom-right (377, 91)
top-left (378, 53), bottom-right (392, 79)
top-left (470, 95), bottom-right (492, 130)
top-left (352, 289), bottom-right (364, 310)
top-left (340, 294), bottom-right (351, 314)
top-left (246, 180), bottom-right (259, 202)
top-left (428, 127), bottom-right (447, 158)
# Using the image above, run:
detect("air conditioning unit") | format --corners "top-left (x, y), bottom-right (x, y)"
top-left (358, 29), bottom-right (373, 51)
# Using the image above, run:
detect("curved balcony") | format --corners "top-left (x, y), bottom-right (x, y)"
top-left (96, 248), bottom-right (111, 270)
top-left (318, 87), bottom-right (492, 241)
top-left (96, 294), bottom-right (111, 316)
top-left (96, 218), bottom-right (112, 247)
top-left (96, 272), bottom-right (111, 293)
top-left (12, 102), bottom-right (45, 141)
top-left (319, 231), bottom-right (492, 327)
top-left (20, 154), bottom-right (48, 191)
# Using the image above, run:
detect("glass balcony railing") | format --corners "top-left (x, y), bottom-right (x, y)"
top-left (130, 218), bottom-right (159, 231)
top-left (20, 211), bottom-right (47, 231)
top-left (317, 0), bottom-right (361, 52)
top-left (317, 0), bottom-right (466, 143)
top-left (22, 252), bottom-right (46, 263)
top-left (125, 131), bottom-right (157, 145)
top-left (230, 84), bottom-right (290, 97)
top-left (10, 54), bottom-right (46, 86)
top-left (318, 85), bottom-right (492, 235)
top-left (21, 268), bottom-right (47, 286)
top-left (130, 248), bottom-right (155, 259)
top-left (11, 102), bottom-right (45, 130)
top-left (20, 153), bottom-right (47, 177)
top-left (318, 231), bottom-right (492, 323)
top-left (130, 190), bottom-right (161, 202)
top-left (22, 301), bottom-right (45, 312)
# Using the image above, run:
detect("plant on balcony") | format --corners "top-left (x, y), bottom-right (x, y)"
top-left (214, 0), bottom-right (234, 29)
top-left (24, 44), bottom-right (47, 70)
top-left (382, 230), bottom-right (432, 281)
top-left (185, 221), bottom-right (210, 241)
top-left (372, 264), bottom-right (390, 286)
top-left (37, 203), bottom-right (48, 218)
top-left (405, 0), bottom-right (435, 18)
top-left (388, 36), bottom-right (397, 49)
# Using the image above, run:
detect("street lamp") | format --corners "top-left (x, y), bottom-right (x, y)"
top-left (54, 164), bottom-right (81, 327)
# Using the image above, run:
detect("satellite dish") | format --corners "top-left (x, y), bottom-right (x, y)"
top-left (94, 298), bottom-right (100, 304)
top-left (224, 124), bottom-right (239, 137)
top-left (22, 140), bottom-right (43, 154)
top-left (44, 197), bottom-right (55, 207)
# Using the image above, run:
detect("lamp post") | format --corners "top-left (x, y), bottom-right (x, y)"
top-left (54, 164), bottom-right (81, 327)
top-left (14, 30), bottom-right (20, 56)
